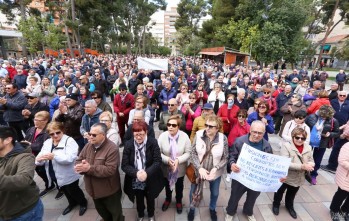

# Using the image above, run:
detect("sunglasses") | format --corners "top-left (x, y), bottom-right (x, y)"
top-left (205, 123), bottom-right (217, 129)
top-left (254, 103), bottom-right (260, 105)
top-left (294, 136), bottom-right (306, 141)
top-left (264, 92), bottom-right (270, 94)
top-left (168, 104), bottom-right (176, 106)
top-left (27, 97), bottom-right (37, 100)
top-left (120, 89), bottom-right (126, 91)
top-left (92, 97), bottom-right (99, 99)
top-left (167, 123), bottom-right (178, 128)
top-left (88, 132), bottom-right (99, 137)
top-left (339, 95), bottom-right (347, 97)
top-left (258, 106), bottom-right (267, 109)
top-left (49, 131), bottom-right (62, 136)
top-left (295, 116), bottom-right (305, 120)
top-left (238, 115), bottom-right (246, 118)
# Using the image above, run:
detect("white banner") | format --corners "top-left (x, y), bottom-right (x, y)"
top-left (137, 57), bottom-right (168, 71)
top-left (230, 143), bottom-right (291, 192)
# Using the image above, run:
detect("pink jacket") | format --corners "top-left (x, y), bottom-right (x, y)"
top-left (335, 142), bottom-right (349, 192)
top-left (181, 104), bottom-right (202, 131)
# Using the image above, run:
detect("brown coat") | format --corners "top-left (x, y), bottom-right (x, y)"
top-left (76, 138), bottom-right (121, 199)
top-left (280, 141), bottom-right (314, 187)
top-left (279, 101), bottom-right (306, 136)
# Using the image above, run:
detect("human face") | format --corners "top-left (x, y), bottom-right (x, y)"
top-left (237, 113), bottom-right (246, 123)
top-left (85, 104), bottom-right (97, 116)
top-left (42, 78), bottom-right (49, 85)
top-left (258, 104), bottom-right (267, 113)
top-left (249, 124), bottom-right (265, 143)
top-left (214, 84), bottom-right (221, 92)
top-left (27, 96), bottom-right (38, 105)
top-left (49, 129), bottom-right (63, 144)
top-left (338, 93), bottom-right (347, 102)
top-left (134, 130), bottom-right (146, 144)
top-left (255, 85), bottom-right (261, 91)
top-left (147, 85), bottom-right (153, 90)
top-left (167, 119), bottom-right (179, 136)
top-left (189, 96), bottom-right (196, 104)
top-left (294, 116), bottom-right (305, 125)
top-left (165, 81), bottom-right (172, 89)
top-left (65, 98), bottom-right (77, 107)
top-left (57, 88), bottom-right (66, 97)
top-left (218, 76), bottom-right (224, 82)
top-left (64, 79), bottom-right (71, 86)
top-left (203, 109), bottom-right (213, 117)
top-left (291, 95), bottom-right (299, 103)
top-left (92, 95), bottom-right (101, 105)
top-left (135, 99), bottom-right (144, 109)
top-left (254, 101), bottom-right (260, 109)
top-left (284, 85), bottom-right (292, 94)
top-left (89, 126), bottom-right (105, 144)
top-left (34, 117), bottom-right (48, 129)
top-left (79, 87), bottom-right (86, 95)
top-left (168, 100), bottom-right (177, 112)
top-left (181, 86), bottom-right (187, 93)
top-left (263, 91), bottom-right (271, 97)
top-left (119, 87), bottom-right (127, 95)
top-left (293, 134), bottom-right (306, 146)
top-left (205, 120), bottom-right (219, 137)
top-left (29, 78), bottom-right (36, 86)
top-left (133, 112), bottom-right (144, 124)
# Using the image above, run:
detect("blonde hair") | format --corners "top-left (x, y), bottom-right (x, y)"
top-left (46, 121), bottom-right (64, 134)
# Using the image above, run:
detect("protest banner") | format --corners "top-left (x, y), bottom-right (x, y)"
top-left (137, 57), bottom-right (168, 71)
top-left (230, 143), bottom-right (291, 192)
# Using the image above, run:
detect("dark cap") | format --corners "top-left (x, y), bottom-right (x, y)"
top-left (65, 93), bottom-right (78, 101)
top-left (203, 103), bottom-right (213, 110)
top-left (119, 83), bottom-right (127, 90)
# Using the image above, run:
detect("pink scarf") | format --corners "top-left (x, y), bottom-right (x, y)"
top-left (168, 132), bottom-right (179, 190)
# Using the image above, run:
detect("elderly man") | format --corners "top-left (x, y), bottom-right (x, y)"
top-left (158, 80), bottom-right (177, 112)
top-left (275, 85), bottom-right (293, 134)
top-left (75, 123), bottom-right (124, 221)
top-left (0, 126), bottom-right (43, 221)
top-left (235, 88), bottom-right (249, 110)
top-left (93, 72), bottom-right (108, 100)
top-left (159, 98), bottom-right (185, 131)
top-left (0, 83), bottom-right (28, 141)
top-left (328, 83), bottom-right (339, 100)
top-left (22, 92), bottom-right (49, 130)
top-left (225, 120), bottom-right (273, 221)
top-left (123, 110), bottom-right (155, 143)
top-left (55, 93), bottom-right (85, 149)
top-left (80, 100), bottom-right (103, 144)
top-left (321, 91), bottom-right (349, 174)
top-left (78, 75), bottom-right (95, 92)
top-left (336, 69), bottom-right (346, 91)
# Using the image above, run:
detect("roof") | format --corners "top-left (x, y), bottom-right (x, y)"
top-left (325, 34), bottom-right (349, 44)
top-left (199, 51), bottom-right (223, 56)
top-left (0, 29), bottom-right (22, 37)
top-left (200, 46), bottom-right (250, 56)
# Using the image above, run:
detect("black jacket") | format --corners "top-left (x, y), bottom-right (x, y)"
top-left (121, 137), bottom-right (164, 202)
top-left (55, 104), bottom-right (84, 140)
top-left (24, 101), bottom-right (49, 128)
top-left (24, 127), bottom-right (50, 156)
top-left (123, 124), bottom-right (155, 144)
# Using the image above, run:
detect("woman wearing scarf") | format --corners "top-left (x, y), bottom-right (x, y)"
top-left (305, 105), bottom-right (340, 185)
top-left (122, 121), bottom-right (164, 221)
top-left (158, 115), bottom-right (191, 214)
top-left (217, 93), bottom-right (240, 137)
top-left (188, 115), bottom-right (228, 221)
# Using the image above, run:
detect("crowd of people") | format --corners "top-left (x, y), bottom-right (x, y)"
top-left (1, 55), bottom-right (349, 221)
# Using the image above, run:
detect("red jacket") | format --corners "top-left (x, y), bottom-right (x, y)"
top-left (6, 66), bottom-right (17, 80)
top-left (260, 96), bottom-right (277, 116)
top-left (217, 104), bottom-right (239, 134)
top-left (228, 118), bottom-right (250, 146)
top-left (194, 90), bottom-right (208, 105)
top-left (113, 93), bottom-right (135, 117)
top-left (307, 98), bottom-right (330, 114)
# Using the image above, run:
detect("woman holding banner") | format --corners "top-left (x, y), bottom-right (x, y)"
top-left (272, 127), bottom-right (314, 219)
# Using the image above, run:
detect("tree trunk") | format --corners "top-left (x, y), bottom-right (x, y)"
top-left (65, 24), bottom-right (74, 58)
top-left (142, 25), bottom-right (146, 54)
top-left (19, 1), bottom-right (28, 57)
top-left (316, 0), bottom-right (340, 68)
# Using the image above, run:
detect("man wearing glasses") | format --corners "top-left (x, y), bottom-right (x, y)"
top-left (225, 120), bottom-right (273, 221)
top-left (0, 83), bottom-right (28, 141)
top-left (92, 71), bottom-right (108, 101)
top-left (22, 92), bottom-right (49, 130)
top-left (77, 75), bottom-right (95, 93)
top-left (75, 123), bottom-right (125, 221)
top-left (159, 98), bottom-right (186, 131)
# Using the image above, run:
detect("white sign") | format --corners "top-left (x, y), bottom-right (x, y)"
top-left (137, 57), bottom-right (168, 71)
top-left (230, 143), bottom-right (291, 192)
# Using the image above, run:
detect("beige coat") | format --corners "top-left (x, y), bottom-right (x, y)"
top-left (158, 130), bottom-right (191, 178)
top-left (335, 142), bottom-right (349, 192)
top-left (280, 141), bottom-right (314, 187)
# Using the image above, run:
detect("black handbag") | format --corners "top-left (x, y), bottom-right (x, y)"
top-left (296, 154), bottom-right (312, 184)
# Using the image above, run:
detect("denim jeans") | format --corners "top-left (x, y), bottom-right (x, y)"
top-left (0, 199), bottom-right (44, 221)
top-left (189, 176), bottom-right (221, 210)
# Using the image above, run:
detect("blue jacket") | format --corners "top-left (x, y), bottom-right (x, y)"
top-left (80, 108), bottom-right (103, 135)
top-left (331, 99), bottom-right (349, 126)
top-left (1, 91), bottom-right (28, 122)
top-left (276, 92), bottom-right (293, 115)
top-left (247, 112), bottom-right (275, 140)
top-left (49, 96), bottom-right (60, 117)
top-left (336, 73), bottom-right (346, 83)
top-left (158, 88), bottom-right (177, 111)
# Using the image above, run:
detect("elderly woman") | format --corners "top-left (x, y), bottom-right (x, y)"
top-left (121, 121), bottom-right (164, 221)
top-left (281, 110), bottom-right (310, 144)
top-left (305, 105), bottom-right (340, 185)
top-left (24, 111), bottom-right (54, 197)
top-left (40, 77), bottom-right (56, 105)
top-left (181, 93), bottom-right (202, 136)
top-left (279, 94), bottom-right (307, 136)
top-left (78, 85), bottom-right (91, 107)
top-left (208, 83), bottom-right (225, 114)
top-left (128, 95), bottom-right (151, 126)
top-left (176, 83), bottom-right (190, 110)
top-left (35, 122), bottom-right (88, 216)
top-left (228, 109), bottom-right (250, 147)
top-left (247, 101), bottom-right (275, 141)
top-left (307, 90), bottom-right (331, 114)
top-left (194, 83), bottom-right (208, 107)
top-left (294, 79), bottom-right (310, 97)
top-left (188, 115), bottom-right (228, 221)
top-left (330, 141), bottom-right (349, 221)
top-left (272, 127), bottom-right (314, 219)
top-left (217, 93), bottom-right (240, 136)
top-left (22, 76), bottom-right (42, 96)
top-left (158, 115), bottom-right (191, 214)
top-left (99, 111), bottom-right (121, 146)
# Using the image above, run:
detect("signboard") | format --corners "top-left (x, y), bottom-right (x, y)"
top-left (137, 57), bottom-right (168, 71)
top-left (230, 143), bottom-right (291, 192)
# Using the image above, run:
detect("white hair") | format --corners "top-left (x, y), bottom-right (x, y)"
top-left (85, 99), bottom-right (97, 107)
top-left (237, 88), bottom-right (245, 94)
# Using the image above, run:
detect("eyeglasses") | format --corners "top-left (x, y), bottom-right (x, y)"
top-left (119, 89), bottom-right (126, 91)
top-left (92, 97), bottom-right (99, 99)
top-left (88, 132), bottom-right (99, 137)
top-left (134, 133), bottom-right (146, 137)
top-left (251, 131), bottom-right (264, 135)
top-left (238, 115), bottom-right (246, 118)
top-left (5, 87), bottom-right (12, 90)
top-left (294, 136), bottom-right (306, 141)
top-left (167, 123), bottom-right (178, 128)
top-left (49, 131), bottom-right (62, 136)
top-left (339, 95), bottom-right (347, 97)
top-left (27, 97), bottom-right (36, 100)
top-left (264, 92), bottom-right (270, 94)
top-left (295, 116), bottom-right (305, 120)
top-left (100, 119), bottom-right (111, 123)
top-left (254, 103), bottom-right (260, 106)
top-left (168, 104), bottom-right (176, 106)
top-left (205, 123), bottom-right (217, 129)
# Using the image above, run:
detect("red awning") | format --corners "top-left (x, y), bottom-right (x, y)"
top-left (199, 51), bottom-right (223, 56)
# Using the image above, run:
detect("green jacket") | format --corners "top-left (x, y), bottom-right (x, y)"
top-left (0, 143), bottom-right (40, 220)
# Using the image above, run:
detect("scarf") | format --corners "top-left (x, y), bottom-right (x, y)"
top-left (315, 118), bottom-right (325, 141)
top-left (120, 93), bottom-right (127, 103)
top-left (132, 136), bottom-right (147, 190)
top-left (168, 132), bottom-right (179, 190)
